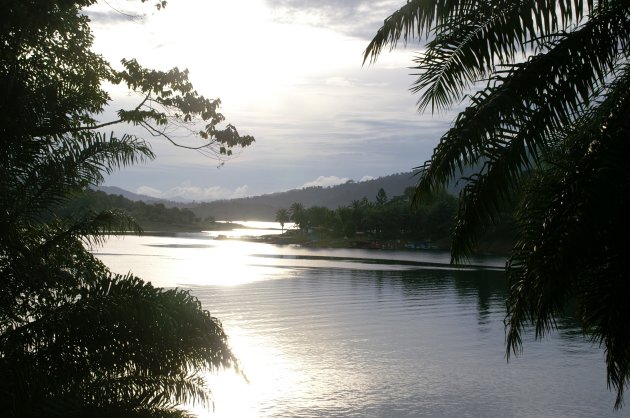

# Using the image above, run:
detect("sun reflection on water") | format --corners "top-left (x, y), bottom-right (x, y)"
top-left (192, 321), bottom-right (377, 417)
top-left (93, 234), bottom-right (291, 287)
top-left (176, 240), bottom-right (285, 286)
top-left (196, 326), bottom-right (304, 418)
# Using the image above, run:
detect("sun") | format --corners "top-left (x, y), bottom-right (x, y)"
top-left (88, 0), bottom-right (370, 111)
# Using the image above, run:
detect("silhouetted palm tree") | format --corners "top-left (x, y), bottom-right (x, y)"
top-left (0, 1), bottom-right (243, 415)
top-left (275, 208), bottom-right (290, 234)
top-left (290, 202), bottom-right (306, 232)
top-left (0, 131), bottom-right (239, 417)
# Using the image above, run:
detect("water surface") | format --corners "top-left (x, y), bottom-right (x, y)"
top-left (94, 230), bottom-right (620, 417)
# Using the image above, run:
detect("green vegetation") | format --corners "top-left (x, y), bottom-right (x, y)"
top-left (57, 186), bottom-right (514, 253)
top-left (61, 189), bottom-right (214, 231)
top-left (0, 1), bottom-right (252, 416)
top-left (275, 208), bottom-right (290, 234)
top-left (275, 188), bottom-right (514, 252)
top-left (289, 202), bottom-right (306, 233)
top-left (366, 0), bottom-right (630, 406)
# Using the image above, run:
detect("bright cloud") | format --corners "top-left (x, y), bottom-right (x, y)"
top-left (300, 176), bottom-right (350, 188)
top-left (359, 175), bottom-right (376, 182)
top-left (136, 186), bottom-right (163, 198)
top-left (266, 0), bottom-right (403, 39)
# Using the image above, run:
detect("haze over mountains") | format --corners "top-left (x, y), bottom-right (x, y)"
top-left (99, 172), bottom-right (421, 221)
top-left (96, 186), bottom-right (165, 203)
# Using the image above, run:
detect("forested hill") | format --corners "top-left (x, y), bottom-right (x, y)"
top-left (59, 189), bottom-right (204, 231)
top-left (96, 186), bottom-right (165, 203)
top-left (189, 172), bottom-right (420, 221)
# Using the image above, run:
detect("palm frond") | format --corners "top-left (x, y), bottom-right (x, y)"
top-left (506, 64), bottom-right (630, 406)
top-left (449, 130), bottom-right (533, 261)
top-left (1, 272), bottom-right (238, 414)
top-left (417, 2), bottom-right (629, 201)
top-left (42, 209), bottom-right (143, 249)
top-left (8, 132), bottom-right (154, 225)
top-left (364, 0), bottom-right (593, 65)
top-left (410, 0), bottom-right (580, 112)
top-left (364, 0), bottom-right (446, 63)
top-left (367, 0), bottom-right (630, 408)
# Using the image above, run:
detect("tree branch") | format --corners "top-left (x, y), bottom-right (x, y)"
top-left (29, 93), bottom-right (152, 137)
top-left (139, 121), bottom-right (215, 151)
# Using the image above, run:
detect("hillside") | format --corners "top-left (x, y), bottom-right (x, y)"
top-left (189, 172), bottom-right (420, 221)
top-left (59, 190), bottom-right (205, 231)
top-left (96, 186), bottom-right (164, 203)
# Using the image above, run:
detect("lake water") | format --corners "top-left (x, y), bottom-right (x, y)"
top-left (94, 224), bottom-right (622, 417)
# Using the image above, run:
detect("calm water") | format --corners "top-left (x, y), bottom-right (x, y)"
top-left (94, 225), bottom-right (622, 417)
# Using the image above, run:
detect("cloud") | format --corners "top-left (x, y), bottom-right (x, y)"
top-left (324, 76), bottom-right (356, 87)
top-left (300, 175), bottom-right (350, 188)
top-left (82, 10), bottom-right (145, 25)
top-left (265, 0), bottom-right (402, 39)
top-left (359, 175), bottom-right (376, 182)
top-left (136, 186), bottom-right (163, 198)
top-left (136, 183), bottom-right (250, 202)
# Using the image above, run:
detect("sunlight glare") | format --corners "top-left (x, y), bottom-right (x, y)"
top-left (194, 326), bottom-right (305, 418)
top-left (93, 235), bottom-right (292, 287)
top-left (89, 0), bottom-right (373, 109)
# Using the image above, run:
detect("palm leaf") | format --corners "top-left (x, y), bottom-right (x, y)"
top-left (417, 2), bottom-right (629, 204)
top-left (1, 272), bottom-right (238, 414)
top-left (364, 0), bottom-right (593, 65)
top-left (367, 0), bottom-right (630, 406)
top-left (506, 64), bottom-right (630, 406)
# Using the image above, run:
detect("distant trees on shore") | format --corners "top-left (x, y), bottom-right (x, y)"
top-left (63, 186), bottom-right (515, 252)
top-left (277, 188), bottom-right (506, 246)
top-left (275, 208), bottom-right (290, 234)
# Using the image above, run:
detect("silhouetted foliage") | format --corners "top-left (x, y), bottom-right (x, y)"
top-left (289, 202), bottom-right (306, 232)
top-left (366, 0), bottom-right (630, 406)
top-left (0, 1), bottom-right (250, 416)
top-left (60, 189), bottom-right (203, 230)
top-left (376, 188), bottom-right (388, 205)
top-left (279, 189), bottom-right (491, 248)
top-left (274, 208), bottom-right (290, 234)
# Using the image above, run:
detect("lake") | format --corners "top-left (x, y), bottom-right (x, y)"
top-left (94, 223), bottom-right (622, 417)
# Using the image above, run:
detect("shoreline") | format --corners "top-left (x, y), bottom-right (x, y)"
top-left (217, 232), bottom-right (511, 258)
top-left (132, 225), bottom-right (511, 258)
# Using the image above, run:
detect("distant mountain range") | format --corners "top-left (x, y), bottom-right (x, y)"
top-left (98, 172), bottom-right (422, 221)
top-left (95, 186), bottom-right (193, 209)
top-left (190, 172), bottom-right (421, 221)
top-left (95, 186), bottom-right (164, 203)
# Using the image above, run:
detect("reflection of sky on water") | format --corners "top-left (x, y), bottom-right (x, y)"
top-left (92, 225), bottom-right (617, 417)
top-left (94, 234), bottom-right (502, 288)
top-left (206, 220), bottom-right (295, 239)
top-left (93, 221), bottom-right (504, 288)
top-left (94, 236), bottom-right (285, 287)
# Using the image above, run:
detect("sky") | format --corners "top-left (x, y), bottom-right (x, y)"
top-left (86, 0), bottom-right (456, 201)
